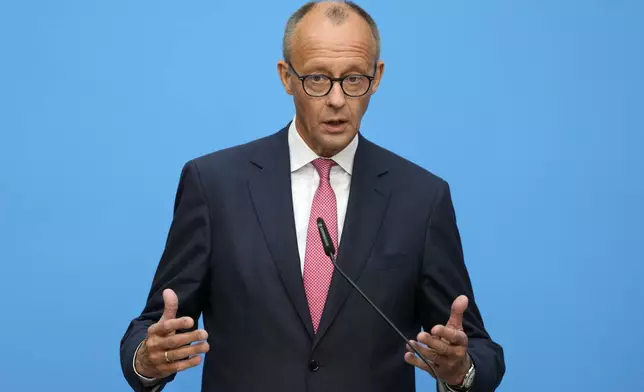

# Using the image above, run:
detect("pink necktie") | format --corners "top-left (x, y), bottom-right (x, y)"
top-left (303, 158), bottom-right (338, 333)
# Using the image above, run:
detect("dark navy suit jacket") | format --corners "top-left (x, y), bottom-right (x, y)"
top-left (120, 123), bottom-right (505, 392)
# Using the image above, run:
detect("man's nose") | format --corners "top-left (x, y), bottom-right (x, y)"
top-left (326, 82), bottom-right (347, 108)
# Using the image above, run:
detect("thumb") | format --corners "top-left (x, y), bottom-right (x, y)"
top-left (446, 295), bottom-right (468, 330)
top-left (160, 288), bottom-right (179, 321)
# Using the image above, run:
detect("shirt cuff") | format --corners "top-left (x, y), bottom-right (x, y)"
top-left (133, 339), bottom-right (162, 387)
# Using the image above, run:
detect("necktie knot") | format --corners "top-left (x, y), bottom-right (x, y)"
top-left (311, 158), bottom-right (336, 181)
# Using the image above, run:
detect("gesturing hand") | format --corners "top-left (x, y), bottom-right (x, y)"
top-left (404, 295), bottom-right (472, 386)
top-left (135, 289), bottom-right (210, 379)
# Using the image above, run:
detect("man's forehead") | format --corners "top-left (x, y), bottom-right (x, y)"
top-left (298, 58), bottom-right (373, 75)
top-left (291, 39), bottom-right (375, 72)
top-left (292, 18), bottom-right (376, 58)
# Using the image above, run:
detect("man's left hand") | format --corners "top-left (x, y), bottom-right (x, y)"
top-left (404, 295), bottom-right (472, 386)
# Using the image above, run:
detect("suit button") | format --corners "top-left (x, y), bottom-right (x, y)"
top-left (309, 360), bottom-right (319, 372)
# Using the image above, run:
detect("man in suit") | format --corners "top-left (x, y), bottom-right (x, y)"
top-left (120, 1), bottom-right (505, 391)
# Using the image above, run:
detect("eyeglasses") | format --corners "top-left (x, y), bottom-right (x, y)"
top-left (288, 63), bottom-right (376, 98)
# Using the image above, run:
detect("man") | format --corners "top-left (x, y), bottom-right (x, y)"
top-left (120, 1), bottom-right (505, 391)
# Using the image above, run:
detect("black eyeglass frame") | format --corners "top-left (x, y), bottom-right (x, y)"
top-left (288, 62), bottom-right (377, 98)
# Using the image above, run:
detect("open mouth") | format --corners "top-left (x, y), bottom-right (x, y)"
top-left (324, 120), bottom-right (348, 127)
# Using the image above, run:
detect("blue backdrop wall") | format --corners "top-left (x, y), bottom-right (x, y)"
top-left (1, 1), bottom-right (642, 391)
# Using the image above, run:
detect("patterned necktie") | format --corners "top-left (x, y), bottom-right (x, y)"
top-left (303, 158), bottom-right (338, 333)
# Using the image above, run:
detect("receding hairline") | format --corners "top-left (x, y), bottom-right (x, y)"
top-left (282, 1), bottom-right (381, 63)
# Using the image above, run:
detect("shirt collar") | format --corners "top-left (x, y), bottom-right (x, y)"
top-left (288, 116), bottom-right (359, 175)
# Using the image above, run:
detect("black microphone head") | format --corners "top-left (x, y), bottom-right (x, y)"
top-left (316, 217), bottom-right (336, 256)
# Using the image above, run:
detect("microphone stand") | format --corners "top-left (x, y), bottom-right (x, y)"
top-left (316, 218), bottom-right (437, 375)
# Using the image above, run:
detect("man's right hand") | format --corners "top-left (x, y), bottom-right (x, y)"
top-left (135, 289), bottom-right (210, 379)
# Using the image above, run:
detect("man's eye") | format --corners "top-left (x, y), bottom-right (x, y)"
top-left (309, 75), bottom-right (327, 83)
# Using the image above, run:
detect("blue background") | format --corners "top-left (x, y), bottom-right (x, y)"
top-left (1, 0), bottom-right (642, 391)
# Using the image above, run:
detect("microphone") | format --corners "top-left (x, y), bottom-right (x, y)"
top-left (315, 218), bottom-right (437, 374)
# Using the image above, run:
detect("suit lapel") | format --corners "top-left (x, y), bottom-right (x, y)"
top-left (248, 126), bottom-right (315, 339)
top-left (313, 135), bottom-right (391, 348)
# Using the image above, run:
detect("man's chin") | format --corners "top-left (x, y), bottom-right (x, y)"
top-left (315, 132), bottom-right (355, 157)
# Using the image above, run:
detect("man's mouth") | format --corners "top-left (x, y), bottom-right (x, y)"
top-left (324, 119), bottom-right (348, 127)
top-left (322, 120), bottom-right (349, 133)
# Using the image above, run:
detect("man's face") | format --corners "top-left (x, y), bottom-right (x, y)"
top-left (278, 6), bottom-right (385, 157)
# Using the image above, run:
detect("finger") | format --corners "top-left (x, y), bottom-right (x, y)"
top-left (418, 330), bottom-right (468, 373)
top-left (404, 350), bottom-right (436, 378)
top-left (148, 317), bottom-right (195, 337)
top-left (430, 325), bottom-right (468, 347)
top-left (405, 352), bottom-right (434, 375)
top-left (422, 334), bottom-right (458, 361)
top-left (160, 289), bottom-right (179, 321)
top-left (416, 332), bottom-right (448, 356)
top-left (159, 329), bottom-right (208, 350)
top-left (157, 353), bottom-right (204, 375)
top-left (165, 341), bottom-right (210, 362)
top-left (446, 295), bottom-right (468, 330)
top-left (408, 339), bottom-right (442, 366)
top-left (417, 332), bottom-right (450, 358)
top-left (404, 351), bottom-right (431, 371)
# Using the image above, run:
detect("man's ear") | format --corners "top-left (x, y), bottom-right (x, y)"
top-left (277, 60), bottom-right (294, 95)
top-left (370, 60), bottom-right (385, 94)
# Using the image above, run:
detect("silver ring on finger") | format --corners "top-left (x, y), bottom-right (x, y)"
top-left (165, 351), bottom-right (172, 363)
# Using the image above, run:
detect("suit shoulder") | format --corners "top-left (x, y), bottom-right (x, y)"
top-left (193, 134), bottom-right (271, 166)
top-left (366, 139), bottom-right (448, 190)
top-left (181, 128), bottom-right (284, 177)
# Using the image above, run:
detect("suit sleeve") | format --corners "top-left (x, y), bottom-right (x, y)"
top-left (120, 160), bottom-right (212, 392)
top-left (417, 180), bottom-right (505, 392)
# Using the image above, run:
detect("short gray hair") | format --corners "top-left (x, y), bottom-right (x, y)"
top-left (282, 1), bottom-right (381, 64)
